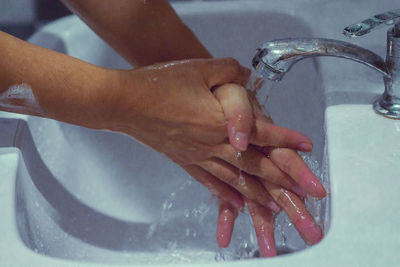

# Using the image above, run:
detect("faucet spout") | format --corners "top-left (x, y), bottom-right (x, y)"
top-left (252, 38), bottom-right (389, 81)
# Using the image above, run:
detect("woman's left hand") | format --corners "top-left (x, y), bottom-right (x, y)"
top-left (213, 84), bottom-right (325, 257)
top-left (216, 170), bottom-right (324, 257)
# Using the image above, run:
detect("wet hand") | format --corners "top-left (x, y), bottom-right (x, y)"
top-left (107, 58), bottom-right (318, 211)
top-left (212, 83), bottom-right (326, 199)
top-left (213, 83), bottom-right (326, 257)
top-left (216, 158), bottom-right (324, 257)
top-left (214, 147), bottom-right (325, 256)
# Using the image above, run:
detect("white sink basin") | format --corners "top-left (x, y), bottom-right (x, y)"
top-left (1, 0), bottom-right (399, 266)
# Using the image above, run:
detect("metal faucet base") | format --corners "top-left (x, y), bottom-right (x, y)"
top-left (373, 97), bottom-right (400, 119)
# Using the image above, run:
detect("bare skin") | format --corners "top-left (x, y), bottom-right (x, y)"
top-left (0, 0), bottom-right (327, 257)
top-left (60, 0), bottom-right (327, 255)
top-left (0, 31), bottom-right (110, 127)
top-left (214, 84), bottom-right (324, 256)
top-left (60, 0), bottom-right (211, 67)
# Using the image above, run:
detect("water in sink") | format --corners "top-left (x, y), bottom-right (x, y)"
top-left (140, 153), bottom-right (329, 263)
top-left (16, 3), bottom-right (331, 264)
top-left (14, 64), bottom-right (330, 264)
top-left (249, 71), bottom-right (330, 253)
top-left (136, 73), bottom-right (331, 263)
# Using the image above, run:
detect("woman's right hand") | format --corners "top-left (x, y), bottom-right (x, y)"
top-left (104, 57), bottom-right (325, 210)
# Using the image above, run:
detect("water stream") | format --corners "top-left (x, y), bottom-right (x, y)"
top-left (144, 71), bottom-right (330, 263)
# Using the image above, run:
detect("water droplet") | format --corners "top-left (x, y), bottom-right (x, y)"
top-left (238, 170), bottom-right (246, 186)
top-left (184, 209), bottom-right (190, 218)
top-left (215, 249), bottom-right (226, 261)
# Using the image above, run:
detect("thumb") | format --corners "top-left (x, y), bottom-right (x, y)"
top-left (213, 83), bottom-right (253, 151)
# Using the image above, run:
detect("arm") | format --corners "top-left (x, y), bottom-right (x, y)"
top-left (60, 0), bottom-right (326, 256)
top-left (60, 0), bottom-right (211, 67)
top-left (0, 31), bottom-right (112, 129)
top-left (1, 28), bottom-right (324, 257)
top-left (0, 31), bottom-right (292, 213)
top-left (61, 0), bottom-right (257, 151)
top-left (0, 29), bottom-right (267, 211)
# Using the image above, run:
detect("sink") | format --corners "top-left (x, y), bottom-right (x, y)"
top-left (1, 0), bottom-right (399, 266)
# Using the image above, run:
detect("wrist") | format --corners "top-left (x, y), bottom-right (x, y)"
top-left (99, 68), bottom-right (145, 133)
top-left (89, 67), bottom-right (125, 130)
top-left (45, 65), bottom-right (122, 131)
top-left (101, 67), bottom-right (171, 136)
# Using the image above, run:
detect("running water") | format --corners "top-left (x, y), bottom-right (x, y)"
top-left (145, 179), bottom-right (260, 263)
top-left (144, 71), bottom-right (330, 263)
top-left (248, 71), bottom-right (279, 117)
top-left (248, 70), bottom-right (330, 252)
top-left (236, 151), bottom-right (246, 186)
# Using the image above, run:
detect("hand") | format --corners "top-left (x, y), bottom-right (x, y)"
top-left (212, 83), bottom-right (326, 198)
top-left (105, 58), bottom-right (320, 211)
top-left (213, 84), bottom-right (325, 257)
top-left (216, 166), bottom-right (324, 257)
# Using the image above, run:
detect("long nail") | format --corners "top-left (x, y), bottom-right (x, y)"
top-left (298, 142), bottom-right (313, 152)
top-left (231, 198), bottom-right (244, 210)
top-left (294, 214), bottom-right (323, 245)
top-left (217, 222), bottom-right (231, 248)
top-left (291, 184), bottom-right (307, 197)
top-left (234, 131), bottom-right (248, 151)
top-left (267, 201), bottom-right (282, 213)
top-left (300, 173), bottom-right (327, 199)
top-left (257, 231), bottom-right (277, 257)
top-left (217, 209), bottom-right (234, 248)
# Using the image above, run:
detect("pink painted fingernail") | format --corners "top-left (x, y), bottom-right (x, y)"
top-left (298, 142), bottom-right (313, 152)
top-left (231, 198), bottom-right (244, 210)
top-left (234, 131), bottom-right (248, 151)
top-left (257, 232), bottom-right (277, 258)
top-left (217, 222), bottom-right (232, 248)
top-left (291, 184), bottom-right (307, 197)
top-left (217, 210), bottom-right (234, 248)
top-left (295, 215), bottom-right (323, 245)
top-left (267, 201), bottom-right (282, 213)
top-left (300, 173), bottom-right (327, 199)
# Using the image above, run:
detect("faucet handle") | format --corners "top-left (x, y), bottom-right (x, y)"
top-left (343, 9), bottom-right (400, 37)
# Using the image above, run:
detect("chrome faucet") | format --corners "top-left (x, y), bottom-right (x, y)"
top-left (252, 9), bottom-right (400, 119)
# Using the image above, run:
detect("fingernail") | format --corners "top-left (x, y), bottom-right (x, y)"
top-left (295, 215), bottom-right (323, 245)
top-left (231, 198), bottom-right (244, 210)
top-left (301, 174), bottom-right (327, 199)
top-left (291, 185), bottom-right (307, 197)
top-left (257, 232), bottom-right (277, 258)
top-left (234, 131), bottom-right (248, 151)
top-left (217, 222), bottom-right (232, 248)
top-left (267, 201), bottom-right (282, 213)
top-left (298, 142), bottom-right (313, 152)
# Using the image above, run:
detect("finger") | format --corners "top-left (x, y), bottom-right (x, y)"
top-left (245, 91), bottom-right (313, 152)
top-left (198, 158), bottom-right (281, 213)
top-left (202, 58), bottom-right (251, 88)
top-left (270, 148), bottom-right (326, 199)
top-left (215, 144), bottom-right (307, 197)
top-left (216, 199), bottom-right (238, 248)
top-left (246, 198), bottom-right (277, 257)
top-left (263, 181), bottom-right (323, 245)
top-left (250, 119), bottom-right (314, 152)
top-left (213, 83), bottom-right (253, 151)
top-left (183, 165), bottom-right (244, 210)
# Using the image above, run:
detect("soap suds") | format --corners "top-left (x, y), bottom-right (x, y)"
top-left (0, 83), bottom-right (41, 114)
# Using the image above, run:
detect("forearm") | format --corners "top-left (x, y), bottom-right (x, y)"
top-left (0, 31), bottom-right (114, 129)
top-left (61, 0), bottom-right (211, 67)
